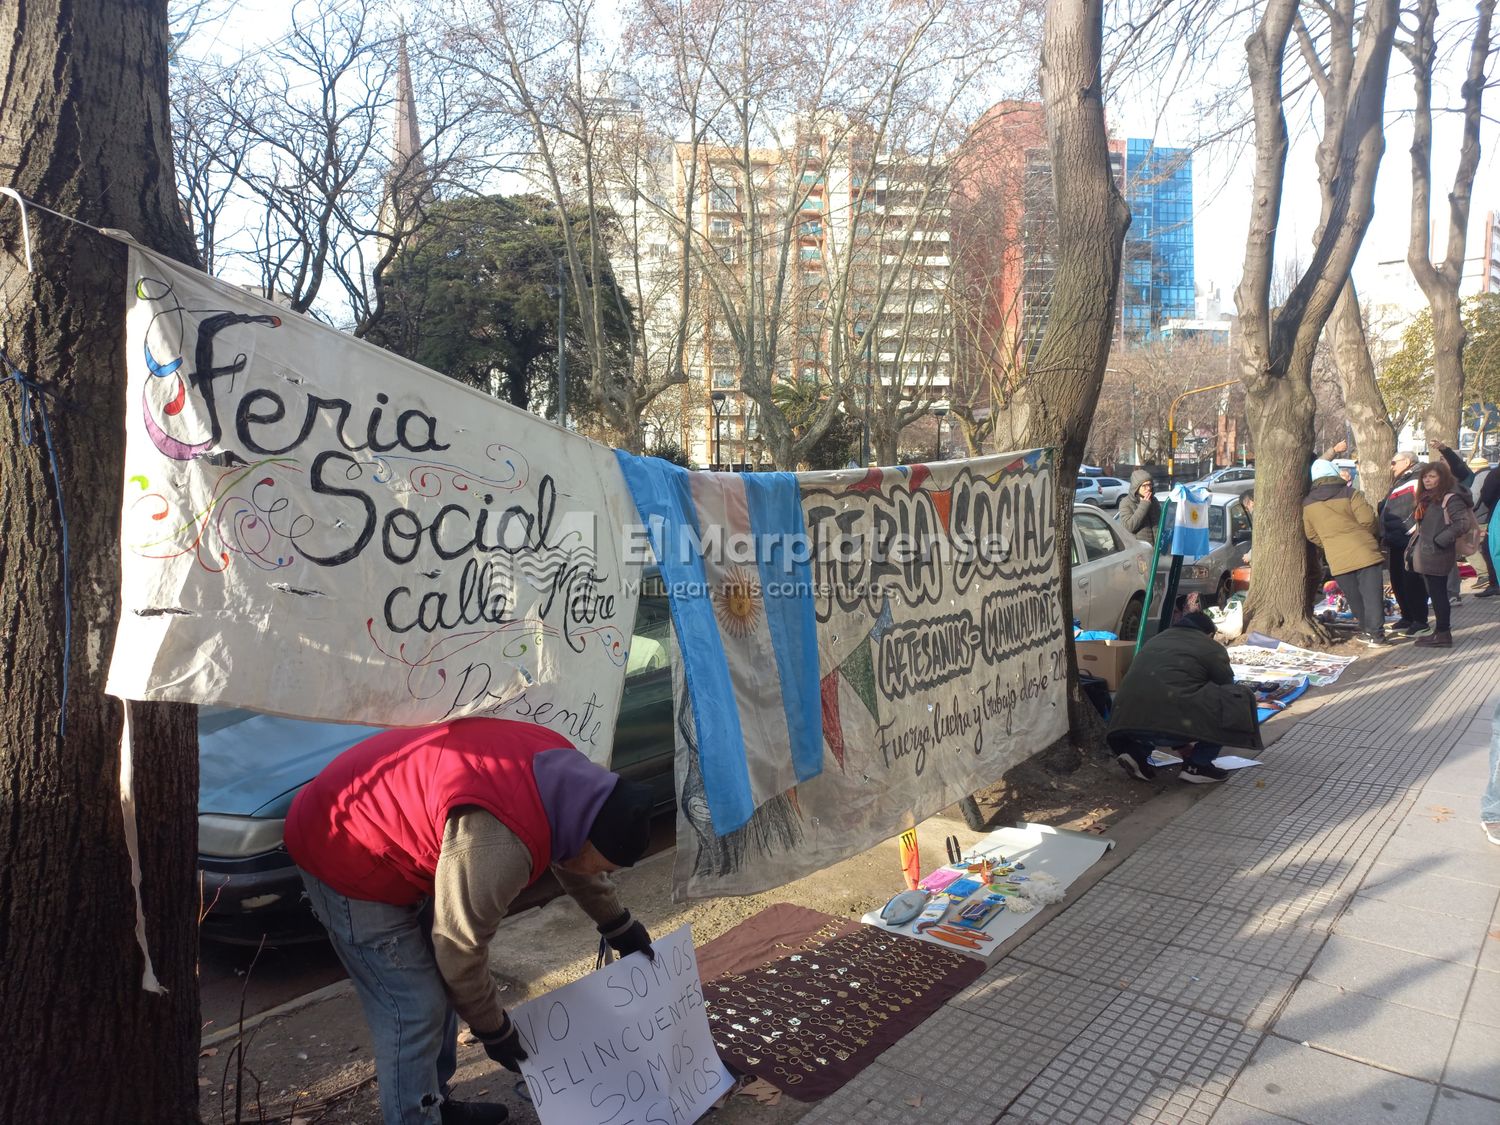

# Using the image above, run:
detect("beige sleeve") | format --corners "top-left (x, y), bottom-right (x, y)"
top-left (430, 810), bottom-right (534, 1034)
top-left (551, 863), bottom-right (627, 929)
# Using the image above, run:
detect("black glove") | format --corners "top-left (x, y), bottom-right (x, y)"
top-left (599, 910), bottom-right (655, 962)
top-left (473, 1012), bottom-right (528, 1073)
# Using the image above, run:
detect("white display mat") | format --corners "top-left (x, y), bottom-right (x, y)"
top-left (860, 822), bottom-right (1114, 964)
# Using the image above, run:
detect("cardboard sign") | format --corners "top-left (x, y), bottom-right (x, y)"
top-left (510, 925), bottom-right (733, 1125)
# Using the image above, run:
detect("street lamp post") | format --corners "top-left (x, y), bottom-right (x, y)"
top-left (710, 391), bottom-right (727, 470)
top-left (1166, 379), bottom-right (1238, 480)
top-left (932, 400), bottom-right (949, 462)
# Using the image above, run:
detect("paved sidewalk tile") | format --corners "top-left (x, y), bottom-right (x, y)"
top-left (1224, 1035), bottom-right (1436, 1124)
top-left (1207, 868), bottom-right (1353, 928)
top-left (1042, 884), bottom-right (1205, 945)
top-left (1170, 903), bottom-right (1329, 973)
top-left (1009, 922), bottom-right (1170, 991)
top-left (1208, 1100), bottom-right (1302, 1124)
top-left (1388, 802), bottom-right (1496, 856)
top-left (879, 1006), bottom-right (1066, 1118)
top-left (1274, 979), bottom-right (1457, 1081)
top-left (1355, 862), bottom-right (1500, 922)
top-left (1003, 992), bottom-right (1257, 1124)
top-left (1444, 1020), bottom-right (1500, 1100)
top-left (797, 1060), bottom-right (1003, 1125)
top-left (1118, 946), bottom-right (1299, 1029)
top-left (1374, 836), bottom-right (1500, 888)
top-left (1460, 966), bottom-right (1500, 1028)
top-left (953, 961), bottom-right (1119, 1043)
top-left (1429, 1087), bottom-right (1500, 1125)
top-left (1306, 934), bottom-right (1475, 1017)
top-left (1334, 897), bottom-right (1492, 965)
top-left (1102, 850), bottom-right (1241, 904)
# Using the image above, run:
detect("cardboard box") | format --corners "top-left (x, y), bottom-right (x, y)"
top-left (1075, 639), bottom-right (1134, 690)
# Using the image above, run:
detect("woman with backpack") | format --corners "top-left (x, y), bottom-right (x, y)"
top-left (1407, 459), bottom-right (1480, 648)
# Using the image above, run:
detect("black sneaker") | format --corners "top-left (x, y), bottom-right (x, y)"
top-left (1404, 622), bottom-right (1435, 637)
top-left (1181, 762), bottom-right (1229, 784)
top-left (1116, 752), bottom-right (1157, 781)
top-left (1477, 586), bottom-right (1500, 598)
top-left (1356, 634), bottom-right (1390, 647)
top-left (441, 1100), bottom-right (510, 1125)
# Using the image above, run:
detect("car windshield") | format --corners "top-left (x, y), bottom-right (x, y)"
top-left (1160, 500), bottom-right (1227, 545)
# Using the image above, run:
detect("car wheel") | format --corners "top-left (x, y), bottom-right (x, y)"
top-left (1214, 574), bottom-right (1233, 609)
top-left (1118, 594), bottom-right (1144, 642)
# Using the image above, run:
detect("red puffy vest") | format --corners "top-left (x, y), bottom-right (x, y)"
top-left (285, 718), bottom-right (572, 905)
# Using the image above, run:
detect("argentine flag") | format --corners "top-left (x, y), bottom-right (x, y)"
top-left (1169, 484), bottom-right (1212, 560)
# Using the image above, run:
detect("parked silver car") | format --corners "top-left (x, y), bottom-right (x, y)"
top-left (1156, 490), bottom-right (1253, 608)
top-left (1070, 504), bottom-right (1154, 637)
top-left (1074, 476), bottom-right (1129, 508)
top-left (1190, 465), bottom-right (1256, 497)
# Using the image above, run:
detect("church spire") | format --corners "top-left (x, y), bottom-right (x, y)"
top-left (381, 29), bottom-right (433, 241)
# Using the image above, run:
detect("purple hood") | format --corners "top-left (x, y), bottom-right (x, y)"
top-left (531, 747), bottom-right (619, 862)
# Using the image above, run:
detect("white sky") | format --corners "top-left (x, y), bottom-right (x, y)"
top-left (185, 1), bottom-right (1498, 322)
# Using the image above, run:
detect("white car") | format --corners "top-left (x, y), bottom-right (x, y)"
top-left (1070, 504), bottom-right (1154, 638)
top-left (1074, 476), bottom-right (1129, 508)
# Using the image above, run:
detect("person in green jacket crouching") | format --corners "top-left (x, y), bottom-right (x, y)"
top-left (1107, 611), bottom-right (1262, 784)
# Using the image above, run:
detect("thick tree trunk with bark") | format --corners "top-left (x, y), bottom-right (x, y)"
top-left (1403, 0), bottom-right (1495, 448)
top-left (0, 2), bottom-right (200, 1120)
top-left (1329, 280), bottom-right (1396, 502)
top-left (1426, 289), bottom-right (1467, 448)
top-left (1241, 363), bottom-right (1325, 641)
top-left (1236, 0), bottom-right (1397, 644)
top-left (1030, 0), bottom-right (1131, 755)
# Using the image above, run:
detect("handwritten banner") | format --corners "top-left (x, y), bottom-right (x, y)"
top-left (511, 925), bottom-right (733, 1125)
top-left (673, 453), bottom-right (1069, 899)
top-left (107, 249), bottom-right (641, 753)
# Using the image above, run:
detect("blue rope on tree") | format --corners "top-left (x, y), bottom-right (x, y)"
top-left (2, 351), bottom-right (72, 742)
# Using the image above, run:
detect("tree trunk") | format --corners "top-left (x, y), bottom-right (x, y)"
top-left (1241, 363), bottom-right (1325, 644)
top-left (1426, 289), bottom-right (1466, 447)
top-left (0, 2), bottom-right (200, 1120)
top-left (1030, 0), bottom-right (1131, 755)
top-left (1328, 279), bottom-right (1396, 501)
top-left (1403, 0), bottom-right (1494, 448)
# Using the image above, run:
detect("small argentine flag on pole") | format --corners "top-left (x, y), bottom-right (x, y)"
top-left (1169, 484), bottom-right (1212, 560)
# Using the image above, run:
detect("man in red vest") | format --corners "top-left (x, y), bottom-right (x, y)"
top-left (285, 717), bottom-right (656, 1125)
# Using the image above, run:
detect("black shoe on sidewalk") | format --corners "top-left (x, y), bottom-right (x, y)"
top-left (441, 1100), bottom-right (509, 1125)
top-left (1356, 634), bottom-right (1390, 647)
top-left (1116, 752), bottom-right (1157, 781)
top-left (1414, 630), bottom-right (1453, 648)
top-left (1477, 586), bottom-right (1500, 598)
top-left (1181, 762), bottom-right (1229, 784)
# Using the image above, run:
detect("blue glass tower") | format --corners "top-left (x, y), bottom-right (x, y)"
top-left (1123, 140), bottom-right (1195, 340)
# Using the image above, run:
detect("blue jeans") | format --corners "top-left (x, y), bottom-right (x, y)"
top-left (1483, 699), bottom-right (1500, 825)
top-left (300, 871), bottom-right (458, 1125)
top-left (1108, 730), bottom-right (1223, 767)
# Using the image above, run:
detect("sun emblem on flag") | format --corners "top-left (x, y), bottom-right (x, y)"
top-left (713, 567), bottom-right (763, 638)
top-left (1187, 506), bottom-right (1204, 525)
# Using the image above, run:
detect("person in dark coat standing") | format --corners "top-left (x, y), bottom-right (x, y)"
top-left (1117, 469), bottom-right (1161, 543)
top-left (1302, 459), bottom-right (1388, 645)
top-left (1107, 611), bottom-right (1262, 784)
top-left (1435, 442), bottom-right (1475, 603)
top-left (1379, 450), bottom-right (1428, 634)
top-left (1473, 462), bottom-right (1499, 597)
top-left (1407, 458), bottom-right (1477, 648)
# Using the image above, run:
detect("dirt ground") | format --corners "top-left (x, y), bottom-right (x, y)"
top-left (195, 737), bottom-right (1165, 1125)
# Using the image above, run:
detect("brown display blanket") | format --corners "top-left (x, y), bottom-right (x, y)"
top-left (697, 902), bottom-right (985, 1101)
